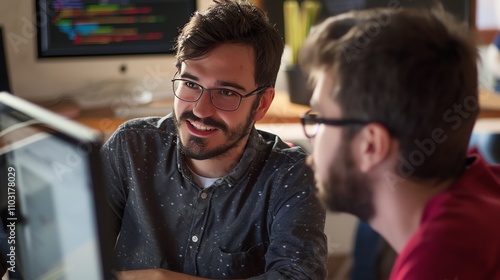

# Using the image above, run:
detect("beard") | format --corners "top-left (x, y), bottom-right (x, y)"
top-left (173, 108), bottom-right (257, 161)
top-left (307, 138), bottom-right (375, 222)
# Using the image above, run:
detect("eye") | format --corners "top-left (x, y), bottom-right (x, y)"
top-left (218, 89), bottom-right (238, 97)
top-left (184, 81), bottom-right (199, 89)
top-left (310, 113), bottom-right (319, 119)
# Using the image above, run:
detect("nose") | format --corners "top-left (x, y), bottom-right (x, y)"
top-left (193, 90), bottom-right (216, 118)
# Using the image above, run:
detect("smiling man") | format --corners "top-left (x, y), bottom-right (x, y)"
top-left (299, 7), bottom-right (500, 280)
top-left (172, 44), bottom-right (267, 177)
top-left (100, 1), bottom-right (327, 279)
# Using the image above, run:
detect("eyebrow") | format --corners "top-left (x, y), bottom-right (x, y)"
top-left (180, 72), bottom-right (247, 92)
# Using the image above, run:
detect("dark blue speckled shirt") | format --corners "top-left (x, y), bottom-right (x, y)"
top-left (100, 115), bottom-right (327, 280)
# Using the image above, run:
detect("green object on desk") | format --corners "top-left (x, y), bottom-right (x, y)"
top-left (283, 0), bottom-right (321, 65)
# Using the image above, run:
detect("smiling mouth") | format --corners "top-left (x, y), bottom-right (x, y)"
top-left (187, 120), bottom-right (218, 131)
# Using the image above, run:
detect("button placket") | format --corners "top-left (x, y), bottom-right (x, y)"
top-left (185, 188), bottom-right (212, 273)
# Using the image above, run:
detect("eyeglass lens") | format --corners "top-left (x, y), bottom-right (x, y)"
top-left (173, 80), bottom-right (242, 111)
top-left (303, 121), bottom-right (319, 138)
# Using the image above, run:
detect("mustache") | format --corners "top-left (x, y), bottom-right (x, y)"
top-left (179, 110), bottom-right (227, 132)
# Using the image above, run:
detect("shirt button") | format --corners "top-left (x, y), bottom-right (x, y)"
top-left (192, 235), bottom-right (199, 243)
top-left (200, 192), bottom-right (208, 199)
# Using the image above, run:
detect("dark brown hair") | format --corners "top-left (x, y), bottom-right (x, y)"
top-left (174, 0), bottom-right (284, 87)
top-left (300, 8), bottom-right (479, 180)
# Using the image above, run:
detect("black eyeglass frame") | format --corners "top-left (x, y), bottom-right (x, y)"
top-left (171, 78), bottom-right (269, 112)
top-left (300, 109), bottom-right (370, 138)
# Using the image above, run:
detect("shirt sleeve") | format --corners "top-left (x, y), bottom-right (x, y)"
top-left (100, 128), bottom-right (130, 239)
top-left (250, 160), bottom-right (328, 280)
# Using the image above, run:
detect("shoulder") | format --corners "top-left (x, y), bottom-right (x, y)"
top-left (393, 218), bottom-right (500, 279)
top-left (256, 129), bottom-right (308, 164)
top-left (392, 238), bottom-right (491, 279)
top-left (421, 180), bottom-right (500, 244)
top-left (102, 115), bottom-right (176, 152)
top-left (425, 157), bottom-right (500, 231)
top-left (395, 174), bottom-right (500, 277)
top-left (253, 129), bottom-right (314, 192)
top-left (109, 116), bottom-right (174, 139)
top-left (115, 115), bottom-right (174, 134)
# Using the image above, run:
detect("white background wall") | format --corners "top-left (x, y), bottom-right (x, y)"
top-left (476, 0), bottom-right (500, 29)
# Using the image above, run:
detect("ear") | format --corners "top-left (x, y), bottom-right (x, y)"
top-left (252, 87), bottom-right (275, 122)
top-left (354, 123), bottom-right (393, 172)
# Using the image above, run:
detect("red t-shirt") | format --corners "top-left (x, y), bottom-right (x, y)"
top-left (390, 155), bottom-right (500, 280)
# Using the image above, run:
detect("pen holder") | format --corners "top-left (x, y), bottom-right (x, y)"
top-left (284, 65), bottom-right (312, 106)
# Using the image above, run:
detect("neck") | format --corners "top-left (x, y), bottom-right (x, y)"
top-left (368, 177), bottom-right (452, 252)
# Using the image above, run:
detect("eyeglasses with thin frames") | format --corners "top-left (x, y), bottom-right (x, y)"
top-left (300, 110), bottom-right (370, 138)
top-left (171, 76), bottom-right (269, 112)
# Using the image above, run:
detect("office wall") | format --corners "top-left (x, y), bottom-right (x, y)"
top-left (0, 0), bottom-right (275, 102)
top-left (0, 0), bottom-right (495, 101)
top-left (476, 0), bottom-right (500, 29)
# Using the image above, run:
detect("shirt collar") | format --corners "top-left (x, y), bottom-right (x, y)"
top-left (175, 127), bottom-right (267, 188)
top-left (224, 128), bottom-right (267, 186)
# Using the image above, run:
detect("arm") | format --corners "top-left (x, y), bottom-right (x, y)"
top-left (100, 130), bottom-right (129, 241)
top-left (117, 269), bottom-right (241, 280)
top-left (253, 160), bottom-right (328, 280)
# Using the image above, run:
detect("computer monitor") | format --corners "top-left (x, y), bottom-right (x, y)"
top-left (9, 0), bottom-right (195, 103)
top-left (36, 0), bottom-right (196, 57)
top-left (0, 27), bottom-right (11, 93)
top-left (0, 92), bottom-right (115, 279)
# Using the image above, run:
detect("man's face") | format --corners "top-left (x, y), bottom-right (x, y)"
top-left (173, 44), bottom-right (261, 160)
top-left (307, 69), bottom-right (374, 221)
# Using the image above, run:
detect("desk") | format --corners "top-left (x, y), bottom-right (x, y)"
top-left (45, 89), bottom-right (500, 133)
top-left (478, 89), bottom-right (500, 118)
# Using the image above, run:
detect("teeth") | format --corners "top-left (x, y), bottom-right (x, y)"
top-left (189, 120), bottom-right (216, 131)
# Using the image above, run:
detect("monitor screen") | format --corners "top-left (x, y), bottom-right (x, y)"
top-left (36, 0), bottom-right (196, 57)
top-left (0, 92), bottom-right (115, 279)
